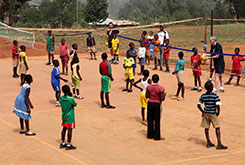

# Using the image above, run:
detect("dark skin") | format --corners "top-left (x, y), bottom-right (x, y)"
top-left (146, 87), bottom-right (166, 102)
top-left (60, 39), bottom-right (69, 74)
top-left (88, 33), bottom-right (96, 59)
top-left (153, 35), bottom-right (162, 70)
top-left (164, 40), bottom-right (170, 71)
top-left (47, 31), bottom-right (55, 63)
top-left (54, 62), bottom-right (68, 101)
top-left (72, 63), bottom-right (82, 96)
top-left (191, 49), bottom-right (202, 87)
top-left (13, 42), bottom-right (19, 76)
top-left (172, 57), bottom-right (185, 98)
top-left (20, 49), bottom-right (29, 86)
top-left (123, 55), bottom-right (134, 91)
top-left (128, 44), bottom-right (137, 75)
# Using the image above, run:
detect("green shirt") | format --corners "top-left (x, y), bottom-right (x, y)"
top-left (46, 35), bottom-right (54, 51)
top-left (174, 59), bottom-right (185, 73)
top-left (60, 96), bottom-right (77, 123)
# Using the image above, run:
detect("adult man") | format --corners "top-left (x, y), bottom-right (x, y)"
top-left (208, 36), bottom-right (225, 92)
top-left (158, 25), bottom-right (169, 65)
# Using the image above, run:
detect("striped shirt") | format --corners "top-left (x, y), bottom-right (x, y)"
top-left (198, 92), bottom-right (221, 114)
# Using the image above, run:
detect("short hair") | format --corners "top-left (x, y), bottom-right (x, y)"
top-left (20, 45), bottom-right (26, 51)
top-left (160, 25), bottom-right (164, 28)
top-left (178, 51), bottom-right (184, 59)
top-left (109, 22), bottom-right (113, 25)
top-left (101, 53), bottom-right (107, 60)
top-left (48, 30), bottom-right (52, 33)
top-left (13, 40), bottom-right (18, 45)
top-left (235, 47), bottom-right (240, 52)
top-left (72, 43), bottom-right (77, 49)
top-left (62, 85), bottom-right (71, 96)
top-left (192, 47), bottom-right (197, 53)
top-left (61, 38), bottom-right (65, 42)
top-left (143, 69), bottom-right (149, 77)
top-left (24, 74), bottom-right (33, 83)
top-left (142, 31), bottom-right (147, 35)
top-left (154, 34), bottom-right (158, 38)
top-left (205, 80), bottom-right (213, 92)
top-left (152, 74), bottom-right (159, 83)
top-left (53, 59), bottom-right (59, 66)
top-left (129, 42), bottom-right (134, 47)
top-left (210, 36), bottom-right (217, 41)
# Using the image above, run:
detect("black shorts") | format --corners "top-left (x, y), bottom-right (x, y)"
top-left (214, 62), bottom-right (225, 74)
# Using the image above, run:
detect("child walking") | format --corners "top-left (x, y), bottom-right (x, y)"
top-left (197, 81), bottom-right (228, 150)
top-left (60, 85), bottom-right (77, 150)
top-left (59, 38), bottom-right (69, 75)
top-left (133, 70), bottom-right (152, 125)
top-left (87, 32), bottom-right (97, 60)
top-left (138, 42), bottom-right (146, 75)
top-left (72, 57), bottom-right (83, 99)
top-left (153, 34), bottom-right (162, 70)
top-left (225, 48), bottom-right (245, 86)
top-left (163, 39), bottom-right (171, 73)
top-left (128, 42), bottom-right (137, 75)
top-left (191, 47), bottom-right (202, 92)
top-left (19, 45), bottom-right (29, 86)
top-left (111, 31), bottom-right (120, 64)
top-left (122, 50), bottom-right (135, 92)
top-left (172, 52), bottom-right (185, 101)
top-left (51, 60), bottom-right (68, 106)
top-left (12, 40), bottom-right (19, 78)
top-left (99, 53), bottom-right (115, 109)
top-left (13, 74), bottom-right (36, 136)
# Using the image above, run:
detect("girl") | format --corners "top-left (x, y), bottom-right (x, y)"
top-left (19, 45), bottom-right (29, 86)
top-left (133, 70), bottom-right (152, 126)
top-left (13, 74), bottom-right (36, 136)
top-left (59, 38), bottom-right (69, 75)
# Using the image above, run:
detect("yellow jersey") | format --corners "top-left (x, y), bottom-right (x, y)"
top-left (123, 57), bottom-right (135, 74)
top-left (112, 38), bottom-right (119, 55)
top-left (19, 51), bottom-right (28, 63)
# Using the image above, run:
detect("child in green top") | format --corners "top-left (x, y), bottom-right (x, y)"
top-left (172, 52), bottom-right (185, 101)
top-left (60, 85), bottom-right (77, 150)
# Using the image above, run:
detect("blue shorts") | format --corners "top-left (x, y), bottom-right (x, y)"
top-left (52, 83), bottom-right (60, 92)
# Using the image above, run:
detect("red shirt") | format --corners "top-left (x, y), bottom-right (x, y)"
top-left (147, 84), bottom-right (165, 104)
top-left (100, 61), bottom-right (112, 76)
top-left (12, 46), bottom-right (19, 59)
top-left (233, 55), bottom-right (245, 70)
top-left (59, 44), bottom-right (68, 56)
top-left (164, 44), bottom-right (171, 56)
top-left (143, 38), bottom-right (150, 50)
top-left (191, 54), bottom-right (201, 71)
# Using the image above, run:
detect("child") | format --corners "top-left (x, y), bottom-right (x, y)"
top-left (12, 40), bottom-right (19, 78)
top-left (147, 31), bottom-right (154, 65)
top-left (60, 85), bottom-right (77, 150)
top-left (128, 42), bottom-right (137, 75)
top-left (19, 45), bottom-right (29, 86)
top-left (133, 70), bottom-right (152, 125)
top-left (225, 48), bottom-right (245, 86)
top-left (140, 31), bottom-right (147, 41)
top-left (197, 81), bottom-right (228, 150)
top-left (191, 47), bottom-right (202, 92)
top-left (46, 30), bottom-right (55, 65)
top-left (153, 34), bottom-right (162, 70)
top-left (59, 38), bottom-right (69, 75)
top-left (122, 50), bottom-right (135, 92)
top-left (87, 32), bottom-right (97, 60)
top-left (163, 39), bottom-right (171, 73)
top-left (146, 74), bottom-right (166, 140)
top-left (111, 31), bottom-right (120, 64)
top-left (13, 74), bottom-right (36, 136)
top-left (138, 42), bottom-right (146, 75)
top-left (70, 43), bottom-right (79, 72)
top-left (99, 53), bottom-right (115, 109)
top-left (171, 52), bottom-right (185, 101)
top-left (72, 57), bottom-right (83, 99)
top-left (51, 60), bottom-right (68, 106)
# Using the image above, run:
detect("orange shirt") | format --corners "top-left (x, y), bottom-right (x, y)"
top-left (153, 40), bottom-right (161, 52)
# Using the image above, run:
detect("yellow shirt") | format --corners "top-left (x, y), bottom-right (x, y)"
top-left (123, 57), bottom-right (135, 74)
top-left (19, 51), bottom-right (28, 63)
top-left (112, 38), bottom-right (119, 55)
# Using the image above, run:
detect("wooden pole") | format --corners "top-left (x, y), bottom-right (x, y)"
top-left (210, 10), bottom-right (214, 79)
top-left (204, 17), bottom-right (207, 53)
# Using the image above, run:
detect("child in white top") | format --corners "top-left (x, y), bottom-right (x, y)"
top-left (138, 42), bottom-right (146, 75)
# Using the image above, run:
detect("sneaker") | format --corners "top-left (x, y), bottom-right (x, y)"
top-left (206, 142), bottom-right (215, 148)
top-left (122, 89), bottom-right (128, 92)
top-left (25, 131), bottom-right (36, 136)
top-left (60, 142), bottom-right (66, 149)
top-left (171, 95), bottom-right (178, 100)
top-left (191, 87), bottom-right (198, 91)
top-left (66, 144), bottom-right (77, 150)
top-left (177, 97), bottom-right (184, 101)
top-left (224, 82), bottom-right (231, 85)
top-left (101, 104), bottom-right (106, 108)
top-left (76, 95), bottom-right (84, 99)
top-left (46, 62), bottom-right (51, 65)
top-left (164, 70), bottom-right (170, 73)
top-left (56, 101), bottom-right (61, 107)
top-left (94, 58), bottom-right (97, 60)
top-left (218, 87), bottom-right (224, 93)
top-left (128, 89), bottom-right (133, 93)
top-left (234, 83), bottom-right (239, 86)
top-left (106, 105), bottom-right (116, 109)
top-left (216, 144), bottom-right (228, 150)
top-left (73, 94), bottom-right (77, 98)
top-left (213, 88), bottom-right (218, 93)
top-left (13, 74), bottom-right (18, 78)
top-left (198, 88), bottom-right (202, 92)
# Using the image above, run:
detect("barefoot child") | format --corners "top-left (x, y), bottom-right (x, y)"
top-left (225, 48), bottom-right (245, 86)
top-left (197, 81), bottom-right (228, 150)
top-left (46, 30), bottom-right (55, 65)
top-left (72, 57), bottom-right (83, 99)
top-left (12, 40), bottom-right (20, 78)
top-left (13, 74), bottom-right (36, 136)
top-left (171, 52), bottom-right (185, 101)
top-left (87, 32), bottom-right (97, 60)
top-left (122, 50), bottom-right (135, 92)
top-left (163, 39), bottom-right (171, 73)
top-left (19, 45), bottom-right (29, 86)
top-left (51, 60), bottom-right (68, 106)
top-left (138, 42), bottom-right (146, 75)
top-left (191, 47), bottom-right (202, 92)
top-left (99, 53), bottom-right (116, 109)
top-left (133, 70), bottom-right (152, 125)
top-left (60, 85), bottom-right (77, 150)
top-left (59, 38), bottom-right (69, 75)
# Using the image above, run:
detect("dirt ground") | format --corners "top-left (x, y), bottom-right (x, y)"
top-left (1, 48), bottom-right (245, 165)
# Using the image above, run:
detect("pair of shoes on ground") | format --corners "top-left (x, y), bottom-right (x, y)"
top-left (56, 101), bottom-right (61, 107)
top-left (60, 142), bottom-right (76, 150)
top-left (213, 87), bottom-right (224, 93)
top-left (73, 94), bottom-right (84, 99)
top-left (122, 89), bottom-right (133, 93)
top-left (191, 87), bottom-right (202, 92)
top-left (101, 104), bottom-right (116, 109)
top-left (225, 82), bottom-right (240, 86)
top-left (171, 95), bottom-right (184, 101)
top-left (206, 142), bottom-right (228, 150)
top-left (20, 130), bottom-right (36, 136)
top-left (13, 74), bottom-right (19, 78)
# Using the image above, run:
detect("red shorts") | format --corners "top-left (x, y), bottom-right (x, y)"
top-left (62, 122), bottom-right (75, 128)
top-left (60, 55), bottom-right (68, 68)
top-left (193, 70), bottom-right (202, 77)
top-left (164, 54), bottom-right (169, 60)
top-left (231, 68), bottom-right (241, 76)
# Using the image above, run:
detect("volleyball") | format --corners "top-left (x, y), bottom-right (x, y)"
top-left (105, 42), bottom-right (108, 46)
top-left (201, 53), bottom-right (206, 60)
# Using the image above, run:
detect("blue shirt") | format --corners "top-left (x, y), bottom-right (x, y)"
top-left (174, 59), bottom-right (185, 73)
top-left (51, 67), bottom-right (60, 84)
top-left (128, 48), bottom-right (137, 69)
top-left (198, 92), bottom-right (221, 114)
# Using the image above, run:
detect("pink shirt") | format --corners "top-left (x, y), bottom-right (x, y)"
top-left (147, 84), bottom-right (165, 103)
top-left (59, 44), bottom-right (68, 56)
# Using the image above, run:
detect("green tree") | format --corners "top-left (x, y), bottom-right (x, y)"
top-left (84, 0), bottom-right (108, 23)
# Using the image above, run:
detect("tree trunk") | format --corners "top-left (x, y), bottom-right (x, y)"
top-left (228, 1), bottom-right (238, 20)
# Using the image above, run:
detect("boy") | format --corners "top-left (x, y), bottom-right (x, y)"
top-left (72, 57), bottom-right (83, 99)
top-left (46, 30), bottom-right (55, 65)
top-left (163, 39), bottom-right (171, 73)
top-left (99, 53), bottom-right (115, 109)
top-left (128, 42), bottom-right (137, 75)
top-left (51, 60), bottom-right (68, 106)
top-left (191, 47), bottom-right (202, 92)
top-left (225, 48), bottom-right (245, 86)
top-left (197, 81), bottom-right (228, 150)
top-left (70, 43), bottom-right (78, 72)
top-left (138, 42), bottom-right (146, 75)
top-left (12, 40), bottom-right (19, 78)
top-left (153, 34), bottom-right (162, 70)
top-left (171, 52), bottom-right (185, 101)
top-left (87, 32), bottom-right (97, 60)
top-left (19, 45), bottom-right (29, 86)
top-left (146, 74), bottom-right (166, 140)
top-left (60, 85), bottom-right (77, 150)
top-left (122, 50), bottom-right (135, 92)
top-left (111, 31), bottom-right (120, 64)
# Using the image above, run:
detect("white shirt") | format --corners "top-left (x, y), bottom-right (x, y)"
top-left (138, 47), bottom-right (146, 58)
top-left (158, 30), bottom-right (169, 45)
